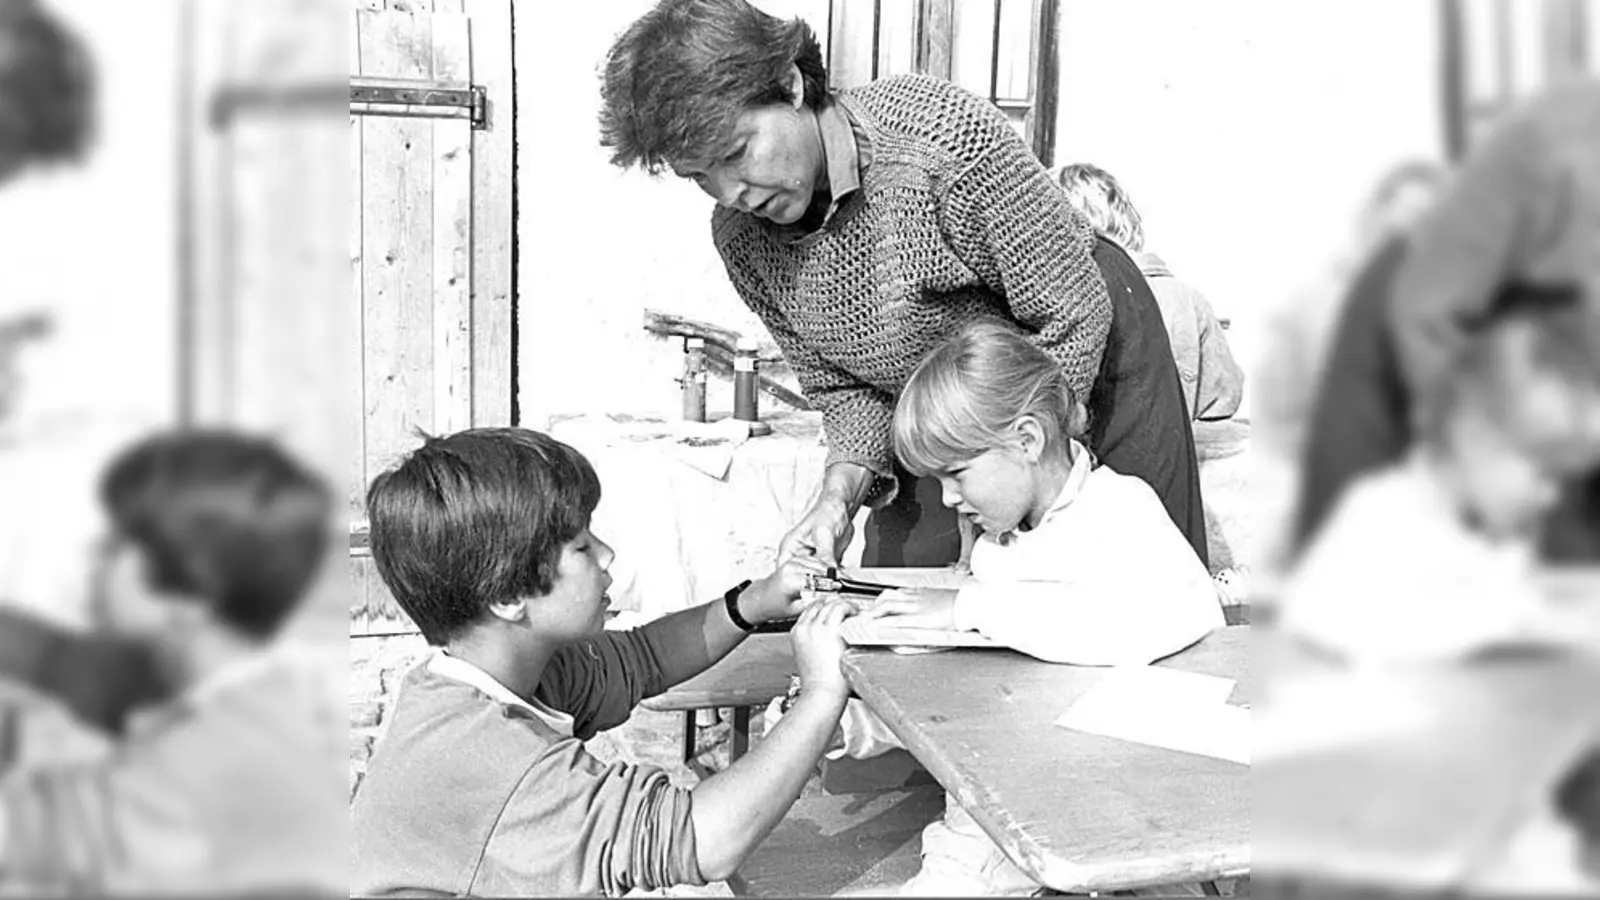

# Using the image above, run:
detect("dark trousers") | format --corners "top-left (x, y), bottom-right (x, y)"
top-left (864, 237), bottom-right (1208, 569)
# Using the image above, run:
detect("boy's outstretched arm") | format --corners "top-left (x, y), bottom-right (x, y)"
top-left (685, 598), bottom-right (855, 881)
top-left (0, 609), bottom-right (167, 735)
top-left (639, 557), bottom-right (828, 688)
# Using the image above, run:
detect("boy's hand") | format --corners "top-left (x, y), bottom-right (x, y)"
top-left (857, 588), bottom-right (959, 630)
top-left (790, 597), bottom-right (856, 698)
top-left (743, 556), bottom-right (830, 624)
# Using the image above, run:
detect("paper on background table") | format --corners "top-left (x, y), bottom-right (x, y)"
top-left (840, 618), bottom-right (1001, 648)
top-left (1055, 666), bottom-right (1250, 765)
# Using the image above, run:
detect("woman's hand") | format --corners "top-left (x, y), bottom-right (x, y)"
top-left (778, 497), bottom-right (855, 567)
top-left (857, 588), bottom-right (960, 630)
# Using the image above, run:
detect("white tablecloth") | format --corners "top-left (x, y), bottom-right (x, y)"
top-left (550, 411), bottom-right (841, 622)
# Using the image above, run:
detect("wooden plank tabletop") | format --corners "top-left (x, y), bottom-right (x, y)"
top-left (841, 625), bottom-right (1251, 893)
top-left (640, 633), bottom-right (796, 712)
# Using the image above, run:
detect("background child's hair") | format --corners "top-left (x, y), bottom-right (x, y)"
top-left (98, 429), bottom-right (332, 640)
top-left (365, 428), bottom-right (601, 646)
top-left (1055, 162), bottom-right (1145, 253)
top-left (1419, 289), bottom-right (1600, 455)
top-left (894, 320), bottom-right (1088, 476)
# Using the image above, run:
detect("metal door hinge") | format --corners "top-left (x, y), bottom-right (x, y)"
top-left (349, 80), bottom-right (488, 130)
top-left (209, 79), bottom-right (489, 131)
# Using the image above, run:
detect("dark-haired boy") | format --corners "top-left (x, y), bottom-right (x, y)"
top-left (350, 427), bottom-right (858, 897)
top-left (0, 429), bottom-right (346, 893)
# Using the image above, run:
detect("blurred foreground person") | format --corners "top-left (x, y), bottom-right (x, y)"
top-left (1281, 302), bottom-right (1600, 665)
top-left (0, 431), bottom-right (345, 893)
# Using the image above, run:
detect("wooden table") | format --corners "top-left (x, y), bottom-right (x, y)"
top-left (840, 625), bottom-right (1251, 893)
top-left (640, 634), bottom-right (795, 766)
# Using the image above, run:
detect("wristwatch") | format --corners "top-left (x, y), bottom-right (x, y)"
top-left (724, 579), bottom-right (757, 632)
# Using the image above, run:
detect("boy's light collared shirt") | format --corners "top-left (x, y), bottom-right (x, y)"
top-left (953, 441), bottom-right (1223, 666)
top-left (429, 650), bottom-right (575, 737)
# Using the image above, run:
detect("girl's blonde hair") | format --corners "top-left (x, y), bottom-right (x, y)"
top-left (894, 321), bottom-right (1089, 476)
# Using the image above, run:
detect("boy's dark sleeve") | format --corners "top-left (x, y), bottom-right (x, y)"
top-left (533, 630), bottom-right (674, 740)
top-left (0, 609), bottom-right (167, 735)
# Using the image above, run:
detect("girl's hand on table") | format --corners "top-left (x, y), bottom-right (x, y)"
top-left (858, 588), bottom-right (959, 630)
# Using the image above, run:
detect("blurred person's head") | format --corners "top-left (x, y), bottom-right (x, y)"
top-left (1419, 296), bottom-right (1600, 541)
top-left (365, 428), bottom-right (614, 649)
top-left (893, 321), bottom-right (1089, 535)
top-left (1360, 160), bottom-right (1446, 241)
top-left (0, 0), bottom-right (94, 185)
top-left (91, 430), bottom-right (332, 671)
top-left (1055, 162), bottom-right (1145, 253)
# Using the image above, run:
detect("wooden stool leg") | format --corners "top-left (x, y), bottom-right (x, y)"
top-left (731, 706), bottom-right (751, 762)
top-left (681, 710), bottom-right (697, 765)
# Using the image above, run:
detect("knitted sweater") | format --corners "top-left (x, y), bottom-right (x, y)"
top-left (713, 74), bottom-right (1110, 486)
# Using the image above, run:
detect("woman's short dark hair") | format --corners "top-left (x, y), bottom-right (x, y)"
top-left (599, 0), bottom-right (827, 174)
top-left (99, 430), bottom-right (333, 641)
top-left (365, 428), bottom-right (602, 646)
top-left (0, 0), bottom-right (95, 172)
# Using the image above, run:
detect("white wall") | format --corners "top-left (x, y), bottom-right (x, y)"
top-left (1053, 0), bottom-right (1444, 407)
top-left (0, 0), bottom-right (182, 625)
top-left (0, 0), bottom-right (181, 429)
top-left (515, 2), bottom-right (772, 428)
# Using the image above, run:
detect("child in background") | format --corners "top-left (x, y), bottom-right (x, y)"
top-left (828, 321), bottom-right (1224, 896)
top-left (1054, 163), bottom-right (1244, 424)
top-left (0, 430), bottom-right (346, 893)
top-left (1280, 304), bottom-right (1600, 664)
top-left (351, 428), bottom-right (860, 897)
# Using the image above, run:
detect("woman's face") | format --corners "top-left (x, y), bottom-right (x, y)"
top-left (672, 91), bottom-right (824, 226)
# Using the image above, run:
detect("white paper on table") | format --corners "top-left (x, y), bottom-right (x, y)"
top-left (1054, 666), bottom-right (1250, 765)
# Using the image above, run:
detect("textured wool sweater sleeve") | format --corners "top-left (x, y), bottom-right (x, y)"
top-left (1390, 88), bottom-right (1580, 400)
top-left (940, 125), bottom-right (1111, 401)
top-left (714, 225), bottom-right (901, 485)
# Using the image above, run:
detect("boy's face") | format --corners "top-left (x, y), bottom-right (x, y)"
top-left (88, 534), bottom-right (170, 638)
top-left (537, 526), bottom-right (616, 639)
top-left (1446, 387), bottom-right (1600, 540)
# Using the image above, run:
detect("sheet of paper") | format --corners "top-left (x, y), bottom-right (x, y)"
top-left (1055, 666), bottom-right (1250, 765)
top-left (840, 618), bottom-right (1000, 648)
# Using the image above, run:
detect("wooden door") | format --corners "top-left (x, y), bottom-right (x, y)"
top-left (349, 0), bottom-right (513, 636)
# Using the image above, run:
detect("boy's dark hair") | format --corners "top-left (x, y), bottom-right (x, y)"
top-left (99, 430), bottom-right (332, 640)
top-left (365, 428), bottom-right (602, 646)
top-left (599, 0), bottom-right (827, 174)
top-left (0, 0), bottom-right (95, 173)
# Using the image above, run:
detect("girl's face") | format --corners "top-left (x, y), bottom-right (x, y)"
top-left (671, 68), bottom-right (825, 226)
top-left (932, 418), bottom-right (1061, 535)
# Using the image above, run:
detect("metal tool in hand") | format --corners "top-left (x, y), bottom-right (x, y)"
top-left (804, 567), bottom-right (897, 597)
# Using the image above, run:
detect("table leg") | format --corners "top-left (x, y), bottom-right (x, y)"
top-left (682, 710), bottom-right (697, 764)
top-left (1201, 880), bottom-right (1222, 896)
top-left (731, 706), bottom-right (751, 762)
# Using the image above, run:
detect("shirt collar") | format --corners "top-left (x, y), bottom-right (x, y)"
top-left (992, 440), bottom-right (1096, 545)
top-left (780, 97), bottom-right (872, 243)
top-left (1136, 251), bottom-right (1172, 278)
top-left (429, 650), bottom-right (574, 737)
top-left (181, 642), bottom-right (287, 708)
